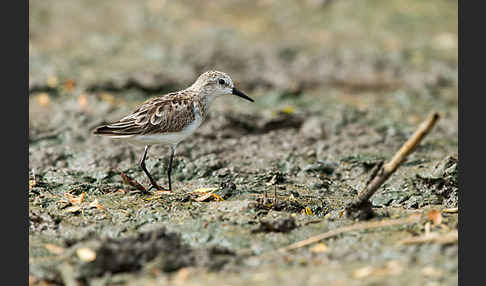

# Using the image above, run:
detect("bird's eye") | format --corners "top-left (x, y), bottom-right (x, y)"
top-left (218, 79), bottom-right (226, 85)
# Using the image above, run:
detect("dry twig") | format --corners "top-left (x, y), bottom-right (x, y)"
top-left (278, 213), bottom-right (421, 252)
top-left (399, 230), bottom-right (458, 245)
top-left (345, 112), bottom-right (440, 219)
top-left (121, 172), bottom-right (149, 193)
top-left (442, 207), bottom-right (458, 213)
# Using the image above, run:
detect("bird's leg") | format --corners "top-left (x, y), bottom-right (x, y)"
top-left (167, 145), bottom-right (176, 191)
top-left (139, 145), bottom-right (163, 191)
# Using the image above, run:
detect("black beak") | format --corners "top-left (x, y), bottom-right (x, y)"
top-left (232, 87), bottom-right (254, 102)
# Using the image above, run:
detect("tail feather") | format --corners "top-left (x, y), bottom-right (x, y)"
top-left (92, 125), bottom-right (112, 135)
top-left (92, 125), bottom-right (133, 138)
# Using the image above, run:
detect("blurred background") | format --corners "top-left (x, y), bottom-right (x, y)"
top-left (29, 1), bottom-right (458, 285)
top-left (29, 0), bottom-right (457, 117)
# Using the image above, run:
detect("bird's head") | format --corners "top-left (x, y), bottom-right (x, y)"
top-left (190, 70), bottom-right (254, 103)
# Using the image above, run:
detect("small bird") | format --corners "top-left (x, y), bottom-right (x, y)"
top-left (93, 70), bottom-right (254, 191)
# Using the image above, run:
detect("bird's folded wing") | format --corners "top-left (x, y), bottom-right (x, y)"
top-left (93, 96), bottom-right (197, 136)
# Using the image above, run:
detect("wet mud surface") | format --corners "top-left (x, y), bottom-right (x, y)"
top-left (30, 1), bottom-right (458, 285)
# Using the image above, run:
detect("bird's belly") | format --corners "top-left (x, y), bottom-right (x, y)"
top-left (129, 133), bottom-right (190, 145)
top-left (129, 116), bottom-right (203, 146)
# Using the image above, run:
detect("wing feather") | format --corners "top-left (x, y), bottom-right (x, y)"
top-left (93, 92), bottom-right (198, 137)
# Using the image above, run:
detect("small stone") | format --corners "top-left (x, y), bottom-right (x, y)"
top-left (252, 217), bottom-right (297, 233)
top-left (310, 182), bottom-right (324, 190)
top-left (299, 117), bottom-right (326, 140)
top-left (303, 161), bottom-right (337, 175)
top-left (77, 247), bottom-right (97, 262)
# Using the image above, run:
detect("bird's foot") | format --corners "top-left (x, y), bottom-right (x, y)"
top-left (148, 183), bottom-right (171, 192)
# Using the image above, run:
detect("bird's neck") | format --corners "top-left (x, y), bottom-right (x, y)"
top-left (193, 95), bottom-right (211, 120)
top-left (185, 87), bottom-right (217, 118)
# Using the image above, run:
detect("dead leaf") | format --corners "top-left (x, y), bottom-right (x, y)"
top-left (46, 75), bottom-right (58, 88)
top-left (192, 187), bottom-right (218, 193)
top-left (424, 222), bottom-right (431, 236)
top-left (56, 198), bottom-right (70, 209)
top-left (194, 192), bottom-right (214, 202)
top-left (310, 243), bottom-right (328, 253)
top-left (64, 205), bottom-right (81, 213)
top-left (44, 244), bottom-right (65, 255)
top-left (172, 267), bottom-right (191, 285)
top-left (144, 190), bottom-right (172, 201)
top-left (64, 79), bottom-right (76, 92)
top-left (36, 93), bottom-right (50, 107)
top-left (88, 199), bottom-right (105, 210)
top-left (382, 260), bottom-right (402, 276)
top-left (353, 261), bottom-right (402, 279)
top-left (29, 179), bottom-right (36, 190)
top-left (427, 209), bottom-right (442, 225)
top-left (304, 207), bottom-right (314, 216)
top-left (433, 32), bottom-right (456, 50)
top-left (29, 275), bottom-right (37, 285)
top-left (65, 192), bottom-right (86, 205)
top-left (353, 266), bottom-right (374, 278)
top-left (153, 190), bottom-right (171, 195)
top-left (212, 194), bottom-right (224, 201)
top-left (280, 106), bottom-right (296, 115)
top-left (78, 93), bottom-right (88, 110)
top-left (116, 189), bottom-right (128, 194)
top-left (147, 0), bottom-right (167, 13)
top-left (192, 190), bottom-right (224, 202)
top-left (76, 247), bottom-right (96, 262)
top-left (422, 266), bottom-right (443, 278)
top-left (190, 187), bottom-right (223, 202)
top-left (100, 92), bottom-right (116, 104)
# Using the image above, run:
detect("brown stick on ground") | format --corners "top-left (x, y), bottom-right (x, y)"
top-left (278, 213), bottom-right (421, 252)
top-left (121, 172), bottom-right (149, 194)
top-left (344, 112), bottom-right (440, 220)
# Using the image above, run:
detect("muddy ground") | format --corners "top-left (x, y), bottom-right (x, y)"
top-left (29, 1), bottom-right (458, 285)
